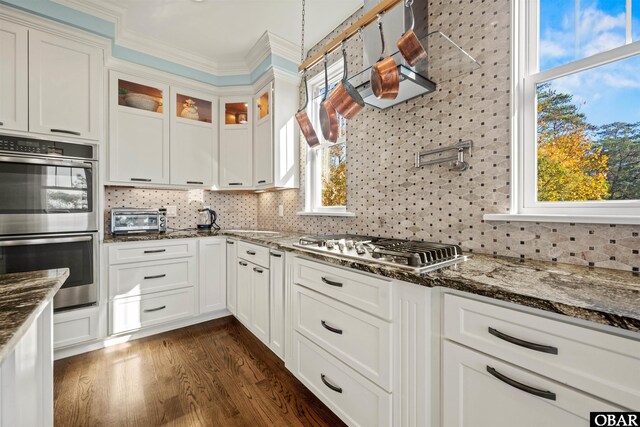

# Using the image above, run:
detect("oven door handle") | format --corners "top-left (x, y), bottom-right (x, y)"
top-left (0, 235), bottom-right (92, 246)
top-left (0, 155), bottom-right (93, 169)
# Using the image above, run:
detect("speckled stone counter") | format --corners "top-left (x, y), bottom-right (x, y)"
top-left (0, 269), bottom-right (69, 364)
top-left (102, 230), bottom-right (640, 333)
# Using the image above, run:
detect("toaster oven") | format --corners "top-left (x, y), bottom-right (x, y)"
top-left (110, 208), bottom-right (167, 234)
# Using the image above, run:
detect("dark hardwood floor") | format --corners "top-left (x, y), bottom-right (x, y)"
top-left (54, 316), bottom-right (346, 427)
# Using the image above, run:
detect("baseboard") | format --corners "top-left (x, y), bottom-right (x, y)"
top-left (54, 309), bottom-right (232, 360)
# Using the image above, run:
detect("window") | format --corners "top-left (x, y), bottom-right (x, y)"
top-left (510, 0), bottom-right (640, 222)
top-left (301, 59), bottom-right (353, 216)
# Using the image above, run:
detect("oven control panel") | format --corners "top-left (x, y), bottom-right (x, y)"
top-left (0, 135), bottom-right (94, 159)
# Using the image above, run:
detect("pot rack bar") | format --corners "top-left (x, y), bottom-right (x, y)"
top-left (298, 0), bottom-right (402, 72)
top-left (415, 140), bottom-right (473, 167)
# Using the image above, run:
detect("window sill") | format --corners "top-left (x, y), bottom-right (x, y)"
top-left (483, 213), bottom-right (640, 225)
top-left (296, 211), bottom-right (356, 218)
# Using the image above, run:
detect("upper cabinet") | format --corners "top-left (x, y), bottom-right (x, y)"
top-left (109, 71), bottom-right (170, 184)
top-left (0, 19), bottom-right (102, 140)
top-left (0, 19), bottom-right (28, 132)
top-left (170, 88), bottom-right (218, 188)
top-left (218, 96), bottom-right (253, 189)
top-left (252, 77), bottom-right (300, 189)
top-left (28, 29), bottom-right (102, 140)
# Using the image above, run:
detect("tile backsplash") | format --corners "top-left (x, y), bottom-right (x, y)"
top-left (104, 187), bottom-right (257, 231)
top-left (255, 0), bottom-right (640, 272)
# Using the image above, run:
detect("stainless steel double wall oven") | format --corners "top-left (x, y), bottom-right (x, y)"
top-left (0, 134), bottom-right (99, 311)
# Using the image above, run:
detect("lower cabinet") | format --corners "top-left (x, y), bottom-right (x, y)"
top-left (53, 306), bottom-right (100, 349)
top-left (236, 256), bottom-right (271, 347)
top-left (226, 239), bottom-right (238, 315)
top-left (198, 238), bottom-right (226, 314)
top-left (269, 250), bottom-right (285, 359)
top-left (442, 340), bottom-right (624, 427)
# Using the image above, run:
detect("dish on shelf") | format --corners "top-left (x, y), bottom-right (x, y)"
top-left (124, 93), bottom-right (159, 111)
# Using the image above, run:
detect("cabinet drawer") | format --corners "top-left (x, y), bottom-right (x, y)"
top-left (293, 285), bottom-right (392, 390)
top-left (53, 306), bottom-right (99, 348)
top-left (444, 294), bottom-right (640, 409)
top-left (291, 332), bottom-right (392, 427)
top-left (109, 258), bottom-right (195, 299)
top-left (443, 340), bottom-right (625, 427)
top-left (110, 287), bottom-right (195, 334)
top-left (237, 241), bottom-right (269, 268)
top-left (293, 257), bottom-right (392, 320)
top-left (108, 240), bottom-right (196, 264)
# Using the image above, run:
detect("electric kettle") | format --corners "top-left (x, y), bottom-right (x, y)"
top-left (197, 208), bottom-right (220, 230)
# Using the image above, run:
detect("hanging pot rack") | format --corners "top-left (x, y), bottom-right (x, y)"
top-left (298, 0), bottom-right (402, 72)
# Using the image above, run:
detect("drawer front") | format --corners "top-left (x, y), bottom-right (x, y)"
top-left (444, 294), bottom-right (640, 410)
top-left (293, 285), bottom-right (392, 390)
top-left (53, 306), bottom-right (99, 348)
top-left (110, 287), bottom-right (195, 334)
top-left (443, 340), bottom-right (625, 427)
top-left (292, 332), bottom-right (392, 427)
top-left (293, 257), bottom-right (392, 320)
top-left (107, 240), bottom-right (196, 264)
top-left (109, 258), bottom-right (195, 299)
top-left (237, 241), bottom-right (270, 268)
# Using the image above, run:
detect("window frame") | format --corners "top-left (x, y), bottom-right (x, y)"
top-left (506, 0), bottom-right (640, 222)
top-left (299, 58), bottom-right (354, 217)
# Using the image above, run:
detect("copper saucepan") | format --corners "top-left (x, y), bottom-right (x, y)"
top-left (371, 16), bottom-right (399, 100)
top-left (295, 72), bottom-right (320, 148)
top-left (328, 43), bottom-right (365, 120)
top-left (397, 0), bottom-right (427, 67)
top-left (319, 55), bottom-right (339, 143)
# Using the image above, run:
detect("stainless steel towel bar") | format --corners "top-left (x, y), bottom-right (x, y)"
top-left (415, 140), bottom-right (473, 171)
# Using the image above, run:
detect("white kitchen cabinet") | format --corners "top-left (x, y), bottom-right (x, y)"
top-left (269, 250), bottom-right (285, 359)
top-left (1, 302), bottom-right (53, 427)
top-left (251, 263), bottom-right (270, 345)
top-left (0, 19), bottom-right (28, 132)
top-left (170, 87), bottom-right (218, 187)
top-left (198, 237), bottom-right (227, 314)
top-left (218, 96), bottom-right (253, 189)
top-left (109, 71), bottom-right (170, 184)
top-left (442, 340), bottom-right (625, 427)
top-left (252, 77), bottom-right (300, 189)
top-left (226, 239), bottom-right (238, 315)
top-left (29, 29), bottom-right (101, 140)
top-left (236, 259), bottom-right (252, 326)
top-left (53, 306), bottom-right (100, 349)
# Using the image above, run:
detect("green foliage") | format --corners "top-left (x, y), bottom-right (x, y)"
top-left (596, 122), bottom-right (640, 200)
top-left (321, 143), bottom-right (347, 207)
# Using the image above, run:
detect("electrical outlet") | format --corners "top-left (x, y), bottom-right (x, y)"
top-left (165, 206), bottom-right (177, 217)
top-left (278, 205), bottom-right (284, 217)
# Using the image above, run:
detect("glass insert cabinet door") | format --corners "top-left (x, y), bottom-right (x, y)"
top-left (175, 93), bottom-right (212, 123)
top-left (257, 88), bottom-right (270, 121)
top-left (118, 79), bottom-right (164, 113)
top-left (224, 102), bottom-right (249, 125)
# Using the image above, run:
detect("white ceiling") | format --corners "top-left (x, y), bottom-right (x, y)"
top-left (60, 0), bottom-right (362, 74)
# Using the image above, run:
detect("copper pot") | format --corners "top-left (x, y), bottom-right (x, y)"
top-left (397, 0), bottom-right (427, 67)
top-left (319, 55), bottom-right (339, 143)
top-left (371, 18), bottom-right (399, 100)
top-left (328, 44), bottom-right (365, 120)
top-left (295, 73), bottom-right (320, 148)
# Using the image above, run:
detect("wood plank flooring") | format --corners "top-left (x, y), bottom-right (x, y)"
top-left (54, 316), bottom-right (346, 427)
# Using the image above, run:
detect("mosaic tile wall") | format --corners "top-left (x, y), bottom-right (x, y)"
top-left (104, 187), bottom-right (258, 232)
top-left (257, 0), bottom-right (640, 272)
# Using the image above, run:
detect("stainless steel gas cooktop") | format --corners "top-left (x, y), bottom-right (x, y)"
top-left (293, 234), bottom-right (467, 273)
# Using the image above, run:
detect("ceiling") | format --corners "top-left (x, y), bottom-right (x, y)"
top-left (60, 0), bottom-right (362, 74)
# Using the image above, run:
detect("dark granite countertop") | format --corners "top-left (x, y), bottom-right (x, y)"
top-left (102, 230), bottom-right (640, 333)
top-left (0, 269), bottom-right (69, 363)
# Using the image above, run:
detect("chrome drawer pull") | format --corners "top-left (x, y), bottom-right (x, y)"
top-left (321, 277), bottom-right (343, 287)
top-left (227, 241), bottom-right (235, 245)
top-left (239, 261), bottom-right (248, 266)
top-left (486, 366), bottom-right (556, 401)
top-left (228, 182), bottom-right (243, 186)
top-left (320, 374), bottom-right (343, 393)
top-left (186, 181), bottom-right (204, 185)
top-left (131, 178), bottom-right (152, 182)
top-left (144, 274), bottom-right (166, 280)
top-left (51, 128), bottom-right (81, 136)
top-left (253, 267), bottom-right (264, 274)
top-left (258, 180), bottom-right (266, 184)
top-left (144, 305), bottom-right (166, 313)
top-left (270, 252), bottom-right (282, 257)
top-left (246, 250), bottom-right (256, 255)
top-left (321, 320), bottom-right (343, 335)
top-left (488, 327), bottom-right (558, 355)
top-left (144, 249), bottom-right (166, 254)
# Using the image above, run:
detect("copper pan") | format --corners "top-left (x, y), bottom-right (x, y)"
top-left (397, 0), bottom-right (427, 67)
top-left (371, 17), bottom-right (399, 100)
top-left (319, 55), bottom-right (339, 143)
top-left (295, 73), bottom-right (320, 148)
top-left (328, 43), bottom-right (365, 120)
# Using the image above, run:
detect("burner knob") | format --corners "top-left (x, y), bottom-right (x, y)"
top-left (326, 240), bottom-right (336, 249)
top-left (356, 244), bottom-right (366, 255)
top-left (338, 240), bottom-right (346, 252)
top-left (345, 240), bottom-right (355, 250)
